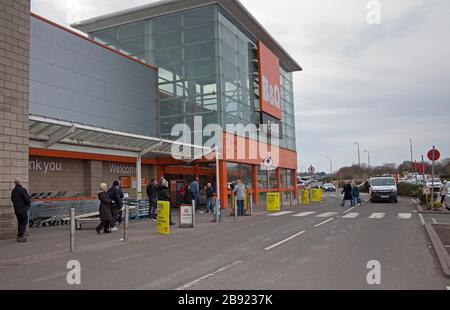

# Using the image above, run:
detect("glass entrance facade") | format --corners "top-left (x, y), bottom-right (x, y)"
top-left (90, 4), bottom-right (296, 151)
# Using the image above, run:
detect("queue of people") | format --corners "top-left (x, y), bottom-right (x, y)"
top-left (340, 181), bottom-right (361, 208)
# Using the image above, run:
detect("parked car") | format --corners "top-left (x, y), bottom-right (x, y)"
top-left (425, 178), bottom-right (442, 192)
top-left (369, 176), bottom-right (398, 203)
top-left (322, 183), bottom-right (336, 192)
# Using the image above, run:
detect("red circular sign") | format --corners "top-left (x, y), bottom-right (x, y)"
top-left (427, 149), bottom-right (441, 161)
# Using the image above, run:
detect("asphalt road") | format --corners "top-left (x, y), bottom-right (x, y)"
top-left (1, 193), bottom-right (449, 290)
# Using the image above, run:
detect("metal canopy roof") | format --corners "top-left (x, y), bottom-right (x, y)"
top-left (29, 115), bottom-right (212, 160)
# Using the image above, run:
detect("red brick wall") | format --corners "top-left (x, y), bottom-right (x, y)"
top-left (0, 0), bottom-right (30, 239)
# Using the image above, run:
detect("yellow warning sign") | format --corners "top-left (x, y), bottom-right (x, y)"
top-left (267, 192), bottom-right (281, 212)
top-left (311, 189), bottom-right (323, 203)
top-left (301, 190), bottom-right (310, 205)
top-left (157, 201), bottom-right (170, 235)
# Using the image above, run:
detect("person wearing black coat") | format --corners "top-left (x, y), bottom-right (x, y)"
top-left (11, 178), bottom-right (31, 242)
top-left (341, 182), bottom-right (353, 208)
top-left (96, 183), bottom-right (113, 234)
top-left (158, 178), bottom-right (175, 226)
top-left (146, 179), bottom-right (158, 221)
top-left (108, 181), bottom-right (123, 230)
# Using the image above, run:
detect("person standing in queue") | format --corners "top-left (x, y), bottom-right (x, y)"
top-left (96, 183), bottom-right (113, 234)
top-left (233, 180), bottom-right (246, 217)
top-left (108, 181), bottom-right (123, 232)
top-left (159, 178), bottom-right (175, 226)
top-left (341, 181), bottom-right (353, 208)
top-left (205, 183), bottom-right (214, 214)
top-left (351, 181), bottom-right (361, 206)
top-left (440, 180), bottom-right (449, 210)
top-left (190, 178), bottom-right (200, 210)
top-left (11, 178), bottom-right (31, 243)
top-left (146, 179), bottom-right (158, 221)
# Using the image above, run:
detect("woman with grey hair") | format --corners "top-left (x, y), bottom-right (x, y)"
top-left (440, 180), bottom-right (449, 210)
top-left (96, 183), bottom-right (113, 234)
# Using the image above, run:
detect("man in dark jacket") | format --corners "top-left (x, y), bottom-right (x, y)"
top-left (108, 181), bottom-right (123, 231)
top-left (146, 179), bottom-right (158, 221)
top-left (11, 178), bottom-right (31, 242)
top-left (341, 181), bottom-right (353, 208)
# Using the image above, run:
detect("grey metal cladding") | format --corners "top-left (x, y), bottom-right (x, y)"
top-left (29, 16), bottom-right (158, 137)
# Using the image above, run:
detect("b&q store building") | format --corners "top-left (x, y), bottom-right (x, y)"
top-left (0, 0), bottom-right (301, 238)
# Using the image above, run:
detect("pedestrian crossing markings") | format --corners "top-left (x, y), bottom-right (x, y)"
top-left (267, 212), bottom-right (412, 220)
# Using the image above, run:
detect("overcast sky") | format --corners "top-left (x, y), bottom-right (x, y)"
top-left (31, 0), bottom-right (450, 173)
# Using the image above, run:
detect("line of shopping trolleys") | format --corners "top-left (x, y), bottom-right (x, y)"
top-left (29, 194), bottom-right (150, 228)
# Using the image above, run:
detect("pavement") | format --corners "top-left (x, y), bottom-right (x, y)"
top-left (0, 193), bottom-right (449, 290)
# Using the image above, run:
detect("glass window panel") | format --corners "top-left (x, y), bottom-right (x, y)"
top-left (280, 169), bottom-right (287, 188)
top-left (258, 167), bottom-right (268, 190)
top-left (155, 48), bottom-right (182, 65)
top-left (155, 31), bottom-right (182, 49)
top-left (183, 6), bottom-right (215, 27)
top-left (219, 24), bottom-right (237, 49)
top-left (117, 38), bottom-right (145, 56)
top-left (93, 28), bottom-right (117, 45)
top-left (184, 25), bottom-right (215, 43)
top-left (227, 163), bottom-right (240, 184)
top-left (154, 13), bottom-right (182, 33)
top-left (186, 59), bottom-right (216, 78)
top-left (287, 170), bottom-right (293, 187)
top-left (269, 170), bottom-right (278, 190)
top-left (117, 21), bottom-right (146, 41)
top-left (241, 164), bottom-right (253, 189)
top-left (185, 42), bottom-right (214, 61)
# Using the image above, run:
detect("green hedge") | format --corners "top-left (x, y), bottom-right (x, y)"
top-left (397, 183), bottom-right (422, 198)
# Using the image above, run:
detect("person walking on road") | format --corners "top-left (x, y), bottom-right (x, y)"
top-left (11, 178), bottom-right (31, 243)
top-left (341, 181), bottom-right (353, 208)
top-left (146, 179), bottom-right (158, 221)
top-left (351, 181), bottom-right (361, 206)
top-left (205, 183), bottom-right (214, 214)
top-left (440, 180), bottom-right (449, 210)
top-left (96, 183), bottom-right (113, 234)
top-left (108, 181), bottom-right (123, 232)
top-left (159, 178), bottom-right (175, 226)
top-left (233, 180), bottom-right (246, 217)
top-left (190, 178), bottom-right (200, 210)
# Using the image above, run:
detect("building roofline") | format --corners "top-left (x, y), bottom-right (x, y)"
top-left (31, 12), bottom-right (158, 72)
top-left (71, 0), bottom-right (302, 72)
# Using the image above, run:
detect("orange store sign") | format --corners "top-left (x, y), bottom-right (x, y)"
top-left (258, 41), bottom-right (282, 120)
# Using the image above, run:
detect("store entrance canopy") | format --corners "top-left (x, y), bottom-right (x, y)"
top-left (29, 115), bottom-right (212, 160)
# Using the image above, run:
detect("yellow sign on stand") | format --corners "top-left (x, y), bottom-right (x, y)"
top-left (267, 192), bottom-right (281, 212)
top-left (311, 189), bottom-right (323, 203)
top-left (301, 190), bottom-right (310, 205)
top-left (157, 201), bottom-right (170, 235)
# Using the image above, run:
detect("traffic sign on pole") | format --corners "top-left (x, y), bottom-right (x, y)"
top-left (427, 149), bottom-right (441, 161)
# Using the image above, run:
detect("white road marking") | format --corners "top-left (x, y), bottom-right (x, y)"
top-left (447, 286), bottom-right (450, 290)
top-left (342, 213), bottom-right (360, 219)
top-left (293, 212), bottom-right (316, 217)
top-left (33, 272), bottom-right (67, 283)
top-left (176, 260), bottom-right (243, 290)
top-left (344, 207), bottom-right (355, 214)
top-left (432, 218), bottom-right (438, 224)
top-left (268, 211), bottom-right (294, 217)
top-left (317, 212), bottom-right (338, 218)
top-left (264, 231), bottom-right (306, 251)
top-left (109, 253), bottom-right (145, 263)
top-left (419, 213), bottom-right (425, 226)
top-left (398, 213), bottom-right (412, 219)
top-left (314, 218), bottom-right (335, 227)
top-left (369, 213), bottom-right (386, 219)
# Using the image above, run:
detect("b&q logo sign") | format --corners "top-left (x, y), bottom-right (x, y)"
top-left (258, 41), bottom-right (282, 120)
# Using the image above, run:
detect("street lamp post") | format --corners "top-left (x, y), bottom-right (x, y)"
top-left (410, 138), bottom-right (415, 173)
top-left (354, 142), bottom-right (361, 166)
top-left (364, 150), bottom-right (371, 169)
top-left (326, 156), bottom-right (333, 175)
